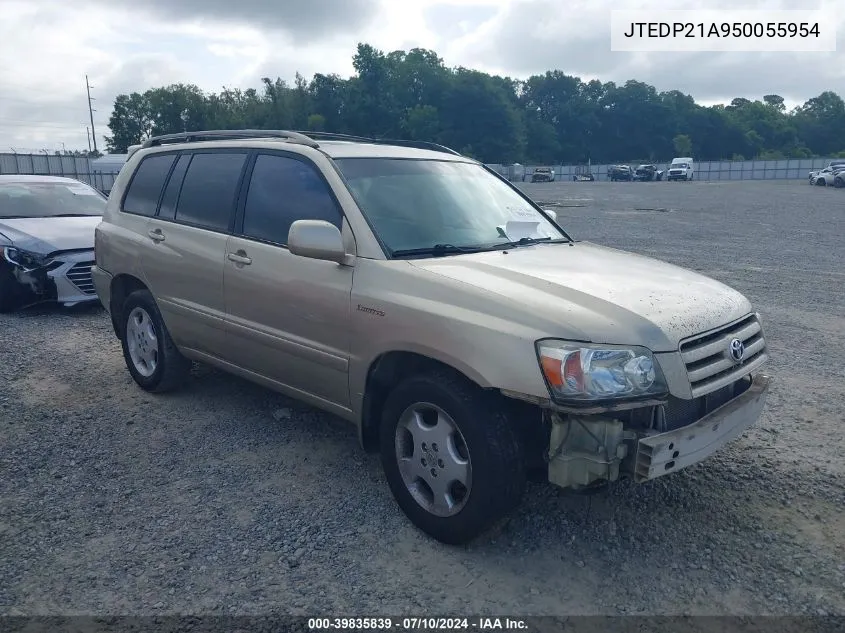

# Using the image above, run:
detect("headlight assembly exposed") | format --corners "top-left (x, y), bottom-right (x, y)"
top-left (536, 339), bottom-right (668, 402)
top-left (2, 247), bottom-right (48, 272)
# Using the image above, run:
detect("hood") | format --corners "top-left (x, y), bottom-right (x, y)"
top-left (0, 216), bottom-right (100, 254)
top-left (409, 242), bottom-right (752, 352)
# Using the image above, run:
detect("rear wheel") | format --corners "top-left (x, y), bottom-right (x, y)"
top-left (119, 289), bottom-right (191, 392)
top-left (835, 176), bottom-right (844, 188)
top-left (379, 370), bottom-right (526, 544)
top-left (816, 179), bottom-right (826, 186)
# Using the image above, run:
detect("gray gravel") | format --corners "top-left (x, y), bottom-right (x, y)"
top-left (1, 180), bottom-right (844, 617)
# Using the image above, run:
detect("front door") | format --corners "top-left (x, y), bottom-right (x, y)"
top-left (223, 152), bottom-right (354, 408)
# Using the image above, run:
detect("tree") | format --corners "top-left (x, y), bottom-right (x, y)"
top-left (673, 134), bottom-right (693, 156)
top-left (105, 42), bottom-right (845, 163)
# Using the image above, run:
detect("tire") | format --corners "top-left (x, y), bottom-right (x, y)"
top-left (835, 177), bottom-right (844, 188)
top-left (119, 289), bottom-right (191, 392)
top-left (379, 369), bottom-right (526, 545)
top-left (816, 179), bottom-right (826, 186)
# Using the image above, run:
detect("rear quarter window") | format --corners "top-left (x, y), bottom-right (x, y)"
top-left (122, 154), bottom-right (177, 217)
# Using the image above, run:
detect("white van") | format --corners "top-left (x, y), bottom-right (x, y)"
top-left (667, 157), bottom-right (694, 181)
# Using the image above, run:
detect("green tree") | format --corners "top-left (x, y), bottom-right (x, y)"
top-left (673, 134), bottom-right (693, 156)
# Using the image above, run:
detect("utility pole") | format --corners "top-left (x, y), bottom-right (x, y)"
top-left (86, 74), bottom-right (97, 152)
top-left (86, 126), bottom-right (92, 152)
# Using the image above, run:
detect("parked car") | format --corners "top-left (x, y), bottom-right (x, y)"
top-left (93, 129), bottom-right (770, 545)
top-left (572, 173), bottom-right (595, 181)
top-left (809, 160), bottom-right (845, 186)
top-left (0, 175), bottom-right (105, 312)
top-left (608, 165), bottom-right (633, 181)
top-left (633, 164), bottom-right (664, 181)
top-left (530, 167), bottom-right (555, 183)
top-left (667, 157), bottom-right (695, 181)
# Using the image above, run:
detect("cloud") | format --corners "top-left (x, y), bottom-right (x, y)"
top-left (0, 0), bottom-right (843, 151)
top-left (82, 0), bottom-right (381, 42)
top-left (453, 0), bottom-right (845, 100)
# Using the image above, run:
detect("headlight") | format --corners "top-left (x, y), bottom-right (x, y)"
top-left (536, 340), bottom-right (668, 402)
top-left (2, 247), bottom-right (48, 272)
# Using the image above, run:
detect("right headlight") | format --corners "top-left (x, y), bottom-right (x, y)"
top-left (536, 339), bottom-right (668, 403)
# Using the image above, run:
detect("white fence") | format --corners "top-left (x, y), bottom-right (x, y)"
top-left (487, 157), bottom-right (840, 182)
top-left (0, 153), bottom-right (121, 194)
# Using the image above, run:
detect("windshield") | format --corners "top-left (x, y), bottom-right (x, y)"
top-left (0, 181), bottom-right (106, 219)
top-left (334, 158), bottom-right (567, 256)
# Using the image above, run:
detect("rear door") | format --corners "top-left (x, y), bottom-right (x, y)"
top-left (142, 150), bottom-right (249, 356)
top-left (222, 151), bottom-right (354, 407)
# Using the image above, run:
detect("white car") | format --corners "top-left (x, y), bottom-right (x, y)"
top-left (808, 160), bottom-right (845, 186)
top-left (667, 157), bottom-right (695, 181)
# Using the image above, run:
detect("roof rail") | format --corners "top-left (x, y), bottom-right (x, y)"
top-left (140, 129), bottom-right (319, 149)
top-left (294, 131), bottom-right (463, 156)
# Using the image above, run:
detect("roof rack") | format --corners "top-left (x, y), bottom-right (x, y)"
top-left (294, 131), bottom-right (463, 156)
top-left (140, 129), bottom-right (319, 149)
top-left (138, 128), bottom-right (463, 157)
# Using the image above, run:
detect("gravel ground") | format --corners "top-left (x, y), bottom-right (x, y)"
top-left (1, 180), bottom-right (843, 617)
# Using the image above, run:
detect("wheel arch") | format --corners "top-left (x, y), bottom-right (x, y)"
top-left (359, 350), bottom-right (488, 454)
top-left (109, 274), bottom-right (149, 338)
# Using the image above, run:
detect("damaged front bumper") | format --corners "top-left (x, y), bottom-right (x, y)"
top-left (2, 248), bottom-right (98, 308)
top-left (546, 373), bottom-right (771, 490)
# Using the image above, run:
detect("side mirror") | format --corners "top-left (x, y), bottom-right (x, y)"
top-left (288, 220), bottom-right (347, 264)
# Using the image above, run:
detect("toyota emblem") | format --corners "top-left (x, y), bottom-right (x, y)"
top-left (728, 338), bottom-right (745, 363)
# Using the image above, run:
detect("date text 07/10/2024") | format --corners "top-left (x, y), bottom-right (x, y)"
top-left (307, 617), bottom-right (529, 631)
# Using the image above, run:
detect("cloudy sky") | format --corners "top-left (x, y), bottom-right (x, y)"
top-left (1, 0), bottom-right (842, 152)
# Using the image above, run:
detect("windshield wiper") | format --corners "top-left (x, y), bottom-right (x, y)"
top-left (490, 236), bottom-right (570, 249)
top-left (390, 243), bottom-right (486, 258)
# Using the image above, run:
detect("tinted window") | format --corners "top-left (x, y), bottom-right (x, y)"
top-left (158, 154), bottom-right (192, 220)
top-left (174, 152), bottom-right (247, 231)
top-left (123, 154), bottom-right (176, 216)
top-left (241, 154), bottom-right (342, 245)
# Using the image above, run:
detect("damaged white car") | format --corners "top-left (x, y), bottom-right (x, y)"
top-left (0, 175), bottom-right (105, 312)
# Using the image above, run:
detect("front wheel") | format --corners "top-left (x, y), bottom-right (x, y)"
top-left (379, 370), bottom-right (526, 544)
top-left (120, 289), bottom-right (191, 392)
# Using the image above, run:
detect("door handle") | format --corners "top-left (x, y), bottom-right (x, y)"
top-left (147, 229), bottom-right (165, 242)
top-left (227, 251), bottom-right (252, 265)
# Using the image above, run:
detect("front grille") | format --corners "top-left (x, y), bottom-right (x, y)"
top-left (65, 261), bottom-right (96, 295)
top-left (680, 314), bottom-right (767, 398)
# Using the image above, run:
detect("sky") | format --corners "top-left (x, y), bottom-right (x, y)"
top-left (0, 0), bottom-right (842, 152)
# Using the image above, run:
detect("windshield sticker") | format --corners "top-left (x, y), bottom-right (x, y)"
top-left (506, 206), bottom-right (537, 221)
top-left (67, 186), bottom-right (97, 196)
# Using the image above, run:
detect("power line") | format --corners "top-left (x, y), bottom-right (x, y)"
top-left (86, 74), bottom-right (98, 153)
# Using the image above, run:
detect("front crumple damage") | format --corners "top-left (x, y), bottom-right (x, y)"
top-left (539, 373), bottom-right (771, 491)
top-left (2, 259), bottom-right (58, 308)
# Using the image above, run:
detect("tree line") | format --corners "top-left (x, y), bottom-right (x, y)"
top-left (105, 43), bottom-right (845, 164)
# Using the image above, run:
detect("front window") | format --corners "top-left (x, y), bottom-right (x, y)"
top-left (0, 181), bottom-right (106, 219)
top-left (334, 158), bottom-right (568, 257)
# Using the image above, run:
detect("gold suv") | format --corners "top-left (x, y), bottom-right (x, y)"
top-left (93, 130), bottom-right (770, 544)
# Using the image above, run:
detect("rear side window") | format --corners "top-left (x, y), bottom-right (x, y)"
top-left (123, 154), bottom-right (176, 216)
top-left (240, 154), bottom-right (342, 245)
top-left (158, 154), bottom-right (192, 220)
top-left (174, 152), bottom-right (247, 231)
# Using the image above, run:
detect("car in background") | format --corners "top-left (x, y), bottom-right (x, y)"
top-left (667, 157), bottom-right (695, 181)
top-left (0, 175), bottom-right (105, 312)
top-left (809, 160), bottom-right (845, 186)
top-left (530, 167), bottom-right (555, 183)
top-left (633, 164), bottom-right (664, 181)
top-left (608, 165), bottom-right (633, 181)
